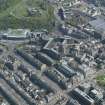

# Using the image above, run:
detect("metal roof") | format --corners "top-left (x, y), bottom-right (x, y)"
top-left (89, 18), bottom-right (105, 32)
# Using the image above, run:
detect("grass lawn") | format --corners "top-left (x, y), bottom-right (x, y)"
top-left (0, 0), bottom-right (55, 31)
top-left (11, 1), bottom-right (27, 18)
top-left (96, 75), bottom-right (105, 86)
top-left (0, 0), bottom-right (22, 18)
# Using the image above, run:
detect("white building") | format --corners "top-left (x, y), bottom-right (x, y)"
top-left (1, 29), bottom-right (31, 39)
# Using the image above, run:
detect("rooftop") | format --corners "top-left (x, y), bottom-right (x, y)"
top-left (89, 18), bottom-right (105, 34)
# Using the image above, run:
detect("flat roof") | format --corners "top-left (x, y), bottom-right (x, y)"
top-left (89, 18), bottom-right (105, 32)
top-left (1, 29), bottom-right (30, 38)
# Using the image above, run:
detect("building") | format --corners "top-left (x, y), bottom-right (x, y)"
top-left (41, 48), bottom-right (61, 60)
top-left (89, 18), bottom-right (105, 39)
top-left (35, 52), bottom-right (55, 66)
top-left (27, 8), bottom-right (41, 16)
top-left (30, 73), bottom-right (54, 93)
top-left (1, 29), bottom-right (30, 40)
top-left (66, 98), bottom-right (80, 105)
top-left (15, 48), bottom-right (46, 70)
top-left (44, 69), bottom-right (67, 89)
top-left (54, 64), bottom-right (77, 78)
top-left (71, 88), bottom-right (95, 105)
top-left (62, 0), bottom-right (81, 8)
